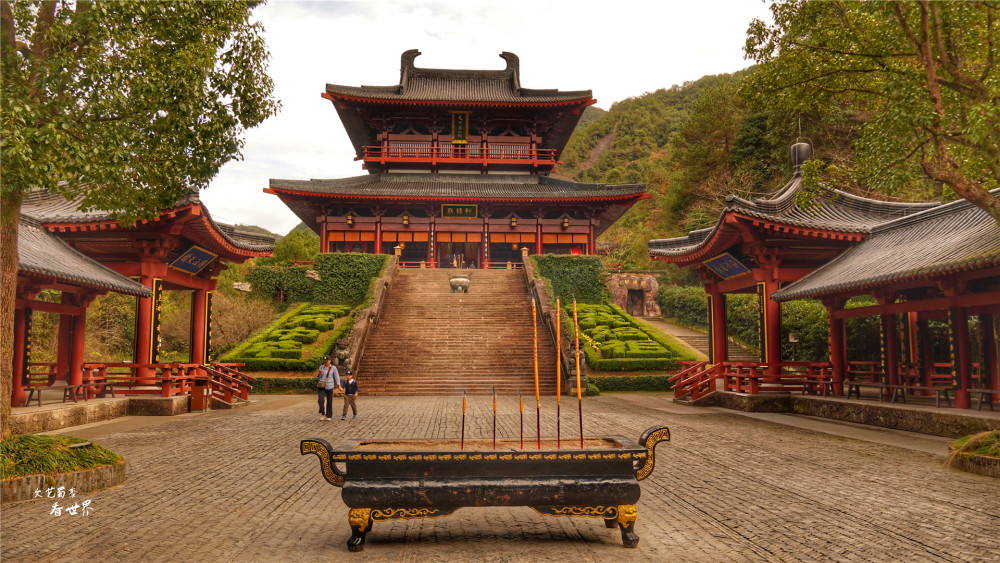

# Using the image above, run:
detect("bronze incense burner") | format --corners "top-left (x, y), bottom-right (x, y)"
top-left (301, 425), bottom-right (669, 551)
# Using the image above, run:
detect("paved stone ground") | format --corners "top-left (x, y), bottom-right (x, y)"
top-left (2, 393), bottom-right (999, 562)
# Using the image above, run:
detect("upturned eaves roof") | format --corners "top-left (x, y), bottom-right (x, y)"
top-left (18, 216), bottom-right (151, 297)
top-left (648, 176), bottom-right (940, 258)
top-left (771, 192), bottom-right (1000, 301)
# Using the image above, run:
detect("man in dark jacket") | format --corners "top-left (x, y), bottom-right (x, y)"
top-left (341, 370), bottom-right (359, 420)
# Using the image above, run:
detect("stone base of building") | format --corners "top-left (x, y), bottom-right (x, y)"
top-left (127, 395), bottom-right (190, 417)
top-left (11, 396), bottom-right (191, 434)
top-left (11, 399), bottom-right (131, 435)
top-left (2, 460), bottom-right (127, 505)
top-left (684, 391), bottom-right (1000, 438)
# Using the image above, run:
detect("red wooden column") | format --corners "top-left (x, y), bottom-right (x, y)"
top-left (191, 289), bottom-right (209, 365)
top-left (885, 312), bottom-right (899, 391)
top-left (70, 307), bottom-right (87, 388)
top-left (374, 215), bottom-right (382, 254)
top-left (951, 307), bottom-right (972, 409)
top-left (982, 314), bottom-right (999, 393)
top-left (320, 218), bottom-right (329, 253)
top-left (134, 260), bottom-right (165, 383)
top-left (918, 317), bottom-right (934, 387)
top-left (587, 217), bottom-right (596, 256)
top-left (56, 292), bottom-right (75, 381)
top-left (757, 280), bottom-right (782, 376)
top-left (707, 291), bottom-right (727, 364)
top-left (535, 216), bottom-right (543, 255)
top-left (11, 306), bottom-right (28, 407)
top-left (826, 301), bottom-right (846, 395)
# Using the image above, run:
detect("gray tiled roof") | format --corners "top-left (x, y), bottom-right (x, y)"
top-left (648, 176), bottom-right (939, 257)
top-left (268, 173), bottom-right (645, 200)
top-left (18, 216), bottom-right (151, 297)
top-left (326, 50), bottom-right (591, 104)
top-left (21, 187), bottom-right (274, 253)
top-left (772, 193), bottom-right (1000, 301)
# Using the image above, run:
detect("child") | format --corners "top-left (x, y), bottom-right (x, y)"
top-left (341, 370), bottom-right (359, 420)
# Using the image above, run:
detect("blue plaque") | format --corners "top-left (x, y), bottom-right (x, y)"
top-left (703, 253), bottom-right (750, 280)
top-left (169, 245), bottom-right (218, 275)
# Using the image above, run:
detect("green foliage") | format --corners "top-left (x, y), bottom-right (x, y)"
top-left (531, 255), bottom-right (605, 304)
top-left (256, 223), bottom-right (320, 266)
top-left (656, 284), bottom-right (709, 329)
top-left (313, 253), bottom-right (390, 306)
top-left (590, 375), bottom-right (675, 392)
top-left (951, 430), bottom-right (1000, 459)
top-left (247, 266), bottom-right (314, 303)
top-left (1, 434), bottom-right (123, 479)
top-left (252, 377), bottom-right (318, 394)
top-left (1, 0), bottom-right (278, 217)
top-left (221, 303), bottom-right (352, 370)
top-left (584, 383), bottom-right (600, 397)
top-left (567, 303), bottom-right (693, 371)
top-left (744, 0), bottom-right (1000, 220)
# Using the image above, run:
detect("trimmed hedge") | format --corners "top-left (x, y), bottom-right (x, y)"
top-left (252, 377), bottom-right (317, 394)
top-left (568, 303), bottom-right (694, 371)
top-left (221, 303), bottom-right (353, 371)
top-left (313, 253), bottom-right (390, 306)
top-left (247, 266), bottom-right (314, 302)
top-left (531, 254), bottom-right (605, 304)
top-left (590, 375), bottom-right (675, 392)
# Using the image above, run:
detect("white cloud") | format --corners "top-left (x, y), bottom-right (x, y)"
top-left (203, 0), bottom-right (773, 235)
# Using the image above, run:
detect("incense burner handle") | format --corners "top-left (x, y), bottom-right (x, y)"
top-left (634, 426), bottom-right (670, 481)
top-left (301, 438), bottom-right (345, 487)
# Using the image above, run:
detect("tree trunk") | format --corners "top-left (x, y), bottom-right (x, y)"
top-left (1, 189), bottom-right (22, 440)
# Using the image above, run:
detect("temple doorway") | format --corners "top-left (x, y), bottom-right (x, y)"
top-left (437, 240), bottom-right (482, 268)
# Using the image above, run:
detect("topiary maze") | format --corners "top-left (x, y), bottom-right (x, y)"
top-left (571, 304), bottom-right (687, 371)
top-left (222, 304), bottom-right (352, 370)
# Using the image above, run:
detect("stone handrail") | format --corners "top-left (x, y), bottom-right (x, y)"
top-left (347, 255), bottom-right (398, 374)
top-left (521, 256), bottom-right (588, 393)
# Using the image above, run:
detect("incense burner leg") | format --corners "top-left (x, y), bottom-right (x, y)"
top-left (616, 504), bottom-right (638, 548)
top-left (347, 508), bottom-right (373, 552)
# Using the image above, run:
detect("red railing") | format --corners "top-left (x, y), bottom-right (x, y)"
top-left (25, 362), bottom-right (58, 388)
top-left (362, 144), bottom-right (556, 164)
top-left (201, 363), bottom-right (255, 403)
top-left (82, 363), bottom-right (202, 398)
top-left (670, 361), bottom-right (716, 400)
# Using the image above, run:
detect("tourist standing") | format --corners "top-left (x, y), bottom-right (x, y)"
top-left (316, 355), bottom-right (339, 420)
top-left (341, 370), bottom-right (359, 420)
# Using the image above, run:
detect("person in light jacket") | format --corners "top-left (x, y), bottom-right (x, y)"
top-left (316, 355), bottom-right (340, 420)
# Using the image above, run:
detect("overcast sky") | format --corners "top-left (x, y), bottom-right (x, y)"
top-left (202, 0), bottom-right (774, 235)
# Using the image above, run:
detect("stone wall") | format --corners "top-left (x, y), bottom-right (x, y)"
top-left (606, 274), bottom-right (660, 317)
top-left (11, 399), bottom-right (129, 435)
top-left (127, 396), bottom-right (190, 416)
top-left (692, 391), bottom-right (1000, 438)
top-left (2, 460), bottom-right (127, 505)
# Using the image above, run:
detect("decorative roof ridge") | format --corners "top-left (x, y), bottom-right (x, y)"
top-left (270, 173), bottom-right (644, 192)
top-left (401, 49), bottom-right (520, 90)
top-left (725, 176), bottom-right (940, 216)
top-left (868, 187), bottom-right (1000, 234)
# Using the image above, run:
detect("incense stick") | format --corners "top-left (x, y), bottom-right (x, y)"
top-left (556, 297), bottom-right (561, 449)
top-left (461, 390), bottom-right (466, 450)
top-left (574, 298), bottom-right (583, 449)
top-left (532, 298), bottom-right (540, 449)
top-left (492, 387), bottom-right (497, 450)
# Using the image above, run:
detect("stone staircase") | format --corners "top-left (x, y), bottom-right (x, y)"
top-left (357, 269), bottom-right (558, 396)
top-left (672, 333), bottom-right (758, 362)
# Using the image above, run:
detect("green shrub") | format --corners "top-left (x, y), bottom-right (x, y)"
top-left (247, 266), bottom-right (314, 302)
top-left (1, 434), bottom-right (124, 479)
top-left (253, 377), bottom-right (317, 394)
top-left (656, 284), bottom-right (709, 329)
top-left (531, 254), bottom-right (605, 304)
top-left (221, 302), bottom-right (354, 370)
top-left (568, 304), bottom-right (693, 371)
top-left (313, 253), bottom-right (390, 306)
top-left (590, 375), bottom-right (675, 392)
top-left (584, 382), bottom-right (600, 396)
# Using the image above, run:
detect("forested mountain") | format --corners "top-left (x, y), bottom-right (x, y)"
top-left (561, 1), bottom-right (999, 271)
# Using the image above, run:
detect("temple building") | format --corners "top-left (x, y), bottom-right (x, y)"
top-left (648, 143), bottom-right (999, 409)
top-left (11, 189), bottom-right (273, 407)
top-left (266, 50), bottom-right (647, 267)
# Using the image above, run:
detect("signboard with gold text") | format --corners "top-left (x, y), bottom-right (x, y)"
top-left (442, 204), bottom-right (478, 219)
top-left (451, 111), bottom-right (469, 144)
top-left (169, 245), bottom-right (218, 275)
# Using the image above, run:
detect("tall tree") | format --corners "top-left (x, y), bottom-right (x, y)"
top-left (744, 0), bottom-right (1000, 221)
top-left (0, 1), bottom-right (278, 439)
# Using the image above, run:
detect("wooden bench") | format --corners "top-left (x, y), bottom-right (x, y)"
top-left (25, 382), bottom-right (85, 407)
top-left (891, 384), bottom-right (954, 408)
top-left (845, 380), bottom-right (888, 400)
top-left (970, 389), bottom-right (998, 411)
